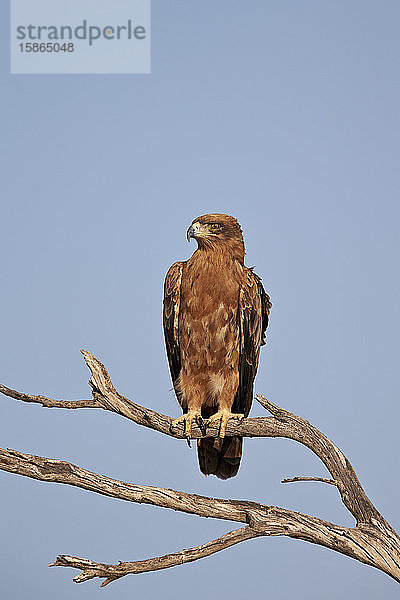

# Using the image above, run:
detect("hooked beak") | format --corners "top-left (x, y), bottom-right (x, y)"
top-left (187, 225), bottom-right (195, 242)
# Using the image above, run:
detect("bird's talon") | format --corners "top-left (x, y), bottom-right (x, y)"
top-left (171, 415), bottom-right (186, 430)
top-left (196, 415), bottom-right (206, 436)
top-left (206, 411), bottom-right (245, 438)
top-left (171, 411), bottom-right (201, 440)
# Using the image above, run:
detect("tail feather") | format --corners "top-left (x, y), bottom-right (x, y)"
top-left (197, 436), bottom-right (243, 480)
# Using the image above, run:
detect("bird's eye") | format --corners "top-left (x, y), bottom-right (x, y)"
top-left (210, 223), bottom-right (222, 231)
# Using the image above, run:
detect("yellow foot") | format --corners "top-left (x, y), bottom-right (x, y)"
top-left (207, 410), bottom-right (245, 438)
top-left (171, 411), bottom-right (202, 440)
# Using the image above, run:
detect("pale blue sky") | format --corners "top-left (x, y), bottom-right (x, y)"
top-left (1, 1), bottom-right (399, 598)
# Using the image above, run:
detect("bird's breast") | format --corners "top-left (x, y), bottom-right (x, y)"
top-left (179, 259), bottom-right (242, 367)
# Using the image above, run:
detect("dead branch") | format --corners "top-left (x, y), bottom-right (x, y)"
top-left (0, 350), bottom-right (399, 586)
top-left (49, 527), bottom-right (258, 586)
top-left (281, 476), bottom-right (337, 485)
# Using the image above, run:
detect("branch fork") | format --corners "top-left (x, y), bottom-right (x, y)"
top-left (0, 350), bottom-right (399, 586)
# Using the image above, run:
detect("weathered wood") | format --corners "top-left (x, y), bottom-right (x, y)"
top-left (0, 350), bottom-right (399, 586)
top-left (50, 527), bottom-right (260, 586)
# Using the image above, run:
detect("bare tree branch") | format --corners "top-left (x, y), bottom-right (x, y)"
top-left (0, 447), bottom-right (253, 523)
top-left (0, 351), bottom-right (300, 440)
top-left (281, 476), bottom-right (337, 486)
top-left (0, 383), bottom-right (100, 410)
top-left (1, 350), bottom-right (399, 586)
top-left (49, 527), bottom-right (258, 586)
top-left (0, 351), bottom-right (384, 522)
top-left (1, 446), bottom-right (399, 585)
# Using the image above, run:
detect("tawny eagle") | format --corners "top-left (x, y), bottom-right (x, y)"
top-left (163, 213), bottom-right (271, 479)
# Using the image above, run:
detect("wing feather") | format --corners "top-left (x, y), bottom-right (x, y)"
top-left (233, 269), bottom-right (271, 417)
top-left (163, 262), bottom-right (183, 399)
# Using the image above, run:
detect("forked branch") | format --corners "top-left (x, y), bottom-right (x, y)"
top-left (0, 351), bottom-right (399, 586)
top-left (50, 527), bottom-right (258, 587)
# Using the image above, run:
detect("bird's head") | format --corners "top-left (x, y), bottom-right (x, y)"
top-left (187, 213), bottom-right (245, 261)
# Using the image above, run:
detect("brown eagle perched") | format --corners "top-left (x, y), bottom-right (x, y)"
top-left (163, 213), bottom-right (271, 479)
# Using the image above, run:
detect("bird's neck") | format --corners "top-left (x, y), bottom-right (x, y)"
top-left (195, 239), bottom-right (245, 265)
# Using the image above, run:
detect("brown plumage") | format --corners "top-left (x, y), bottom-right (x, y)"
top-left (163, 214), bottom-right (271, 479)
